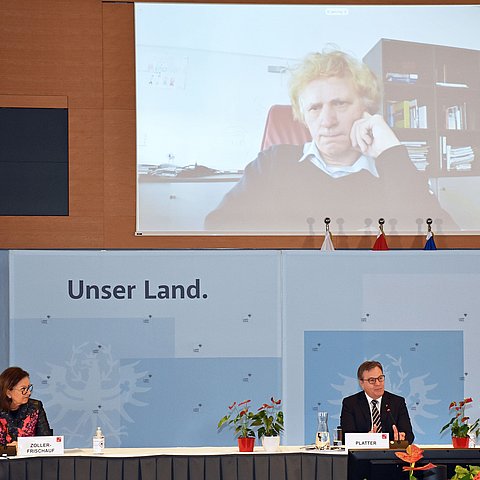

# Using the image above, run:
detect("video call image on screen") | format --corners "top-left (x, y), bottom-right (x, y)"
top-left (135, 4), bottom-right (480, 236)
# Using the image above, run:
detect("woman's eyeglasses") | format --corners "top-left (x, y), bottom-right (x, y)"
top-left (13, 384), bottom-right (33, 395)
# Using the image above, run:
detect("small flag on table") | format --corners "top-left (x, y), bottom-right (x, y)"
top-left (372, 218), bottom-right (389, 251)
top-left (321, 217), bottom-right (335, 251)
top-left (424, 218), bottom-right (437, 250)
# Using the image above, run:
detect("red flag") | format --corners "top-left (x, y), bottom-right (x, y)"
top-left (372, 232), bottom-right (389, 250)
top-left (372, 219), bottom-right (389, 250)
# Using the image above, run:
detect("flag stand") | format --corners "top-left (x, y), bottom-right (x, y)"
top-left (321, 217), bottom-right (335, 251)
top-left (424, 218), bottom-right (437, 250)
top-left (372, 218), bottom-right (389, 251)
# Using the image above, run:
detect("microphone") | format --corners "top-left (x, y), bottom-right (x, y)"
top-left (385, 404), bottom-right (396, 428)
top-left (386, 404), bottom-right (405, 444)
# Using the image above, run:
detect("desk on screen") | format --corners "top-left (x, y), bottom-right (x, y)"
top-left (137, 173), bottom-right (241, 233)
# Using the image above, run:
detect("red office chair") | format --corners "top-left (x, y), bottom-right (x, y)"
top-left (260, 105), bottom-right (311, 151)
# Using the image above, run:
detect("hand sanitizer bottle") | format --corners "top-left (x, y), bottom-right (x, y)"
top-left (93, 426), bottom-right (105, 454)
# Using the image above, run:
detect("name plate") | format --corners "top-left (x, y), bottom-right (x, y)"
top-left (344, 432), bottom-right (389, 450)
top-left (17, 436), bottom-right (64, 456)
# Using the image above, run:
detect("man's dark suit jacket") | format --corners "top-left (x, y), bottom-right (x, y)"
top-left (340, 390), bottom-right (414, 444)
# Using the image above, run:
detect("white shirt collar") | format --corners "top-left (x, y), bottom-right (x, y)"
top-left (299, 141), bottom-right (379, 179)
top-left (365, 392), bottom-right (383, 410)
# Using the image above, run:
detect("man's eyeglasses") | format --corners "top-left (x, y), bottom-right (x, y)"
top-left (13, 384), bottom-right (33, 395)
top-left (362, 375), bottom-right (385, 385)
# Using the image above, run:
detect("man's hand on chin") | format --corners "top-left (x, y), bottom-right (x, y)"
top-left (350, 112), bottom-right (401, 159)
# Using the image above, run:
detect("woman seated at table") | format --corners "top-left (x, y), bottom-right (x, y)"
top-left (0, 366), bottom-right (52, 445)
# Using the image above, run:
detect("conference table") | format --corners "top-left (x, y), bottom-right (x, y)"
top-left (1, 445), bottom-right (479, 480)
top-left (0, 446), bottom-right (347, 480)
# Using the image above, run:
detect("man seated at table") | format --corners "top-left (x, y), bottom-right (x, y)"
top-left (340, 360), bottom-right (414, 444)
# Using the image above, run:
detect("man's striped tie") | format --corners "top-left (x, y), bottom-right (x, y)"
top-left (371, 400), bottom-right (382, 432)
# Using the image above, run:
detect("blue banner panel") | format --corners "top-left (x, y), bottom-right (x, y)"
top-left (304, 330), bottom-right (464, 445)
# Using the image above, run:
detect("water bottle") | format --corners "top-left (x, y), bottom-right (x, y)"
top-left (315, 411), bottom-right (330, 449)
top-left (93, 426), bottom-right (105, 454)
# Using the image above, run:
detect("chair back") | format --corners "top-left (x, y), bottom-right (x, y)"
top-left (260, 105), bottom-right (311, 150)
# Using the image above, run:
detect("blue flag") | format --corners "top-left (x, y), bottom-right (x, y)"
top-left (424, 231), bottom-right (437, 250)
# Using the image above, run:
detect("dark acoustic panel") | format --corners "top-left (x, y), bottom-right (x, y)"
top-left (0, 107), bottom-right (68, 215)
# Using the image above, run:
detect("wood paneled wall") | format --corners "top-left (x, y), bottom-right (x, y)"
top-left (1, 0), bottom-right (479, 249)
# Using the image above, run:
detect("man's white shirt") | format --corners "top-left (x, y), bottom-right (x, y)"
top-left (299, 141), bottom-right (379, 178)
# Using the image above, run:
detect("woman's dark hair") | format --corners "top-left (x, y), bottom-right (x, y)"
top-left (0, 366), bottom-right (30, 411)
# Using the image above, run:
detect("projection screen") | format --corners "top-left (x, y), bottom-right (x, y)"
top-left (135, 4), bottom-right (480, 236)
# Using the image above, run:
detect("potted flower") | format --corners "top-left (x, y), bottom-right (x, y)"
top-left (218, 400), bottom-right (257, 452)
top-left (252, 397), bottom-right (284, 452)
top-left (394, 444), bottom-right (436, 480)
top-left (440, 398), bottom-right (480, 448)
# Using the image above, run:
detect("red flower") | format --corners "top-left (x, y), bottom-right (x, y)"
top-left (402, 463), bottom-right (437, 473)
top-left (218, 399), bottom-right (257, 439)
top-left (395, 444), bottom-right (424, 464)
top-left (395, 444), bottom-right (436, 480)
top-left (441, 397), bottom-right (480, 439)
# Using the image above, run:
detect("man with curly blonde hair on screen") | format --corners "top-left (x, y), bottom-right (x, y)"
top-left (205, 48), bottom-right (456, 234)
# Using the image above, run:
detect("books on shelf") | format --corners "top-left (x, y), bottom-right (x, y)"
top-left (402, 141), bottom-right (429, 171)
top-left (387, 99), bottom-right (427, 129)
top-left (418, 106), bottom-right (427, 129)
top-left (439, 136), bottom-right (475, 171)
top-left (435, 81), bottom-right (468, 88)
top-left (386, 72), bottom-right (419, 84)
top-left (444, 104), bottom-right (468, 130)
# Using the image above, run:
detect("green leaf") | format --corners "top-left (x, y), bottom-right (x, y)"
top-left (217, 415), bottom-right (230, 429)
top-left (451, 464), bottom-right (480, 480)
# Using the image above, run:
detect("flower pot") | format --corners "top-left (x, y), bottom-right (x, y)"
top-left (452, 436), bottom-right (469, 448)
top-left (262, 435), bottom-right (280, 452)
top-left (238, 437), bottom-right (255, 452)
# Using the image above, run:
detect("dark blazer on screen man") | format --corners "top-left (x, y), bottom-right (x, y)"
top-left (340, 390), bottom-right (415, 444)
